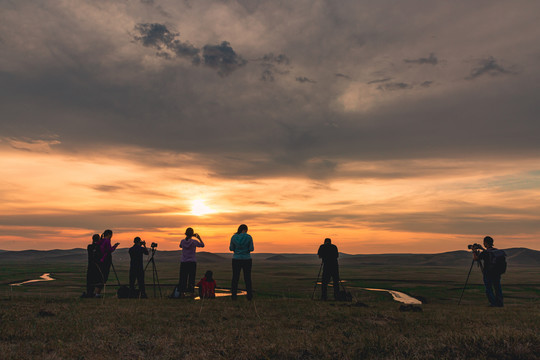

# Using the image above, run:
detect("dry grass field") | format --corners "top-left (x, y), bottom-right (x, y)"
top-left (1, 251), bottom-right (539, 359)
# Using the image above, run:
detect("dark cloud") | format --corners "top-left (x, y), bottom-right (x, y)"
top-left (420, 81), bottom-right (433, 87)
top-left (134, 24), bottom-right (247, 75)
top-left (377, 82), bottom-right (412, 91)
top-left (404, 53), bottom-right (438, 65)
top-left (466, 56), bottom-right (513, 79)
top-left (134, 23), bottom-right (201, 63)
top-left (257, 53), bottom-right (291, 82)
top-left (92, 185), bottom-right (123, 192)
top-left (134, 23), bottom-right (176, 49)
top-left (335, 73), bottom-right (351, 80)
top-left (367, 78), bottom-right (392, 84)
top-left (296, 76), bottom-right (316, 83)
top-left (202, 41), bottom-right (247, 76)
top-left (260, 53), bottom-right (290, 65)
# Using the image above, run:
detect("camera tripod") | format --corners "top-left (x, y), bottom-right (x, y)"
top-left (458, 256), bottom-right (483, 305)
top-left (144, 246), bottom-right (162, 298)
top-left (312, 261), bottom-right (353, 301)
top-left (311, 261), bottom-right (324, 300)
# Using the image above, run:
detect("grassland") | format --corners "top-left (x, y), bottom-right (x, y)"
top-left (1, 257), bottom-right (539, 359)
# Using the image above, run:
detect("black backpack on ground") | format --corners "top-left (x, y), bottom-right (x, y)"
top-left (117, 285), bottom-right (130, 299)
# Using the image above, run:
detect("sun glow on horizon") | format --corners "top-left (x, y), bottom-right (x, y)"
top-left (190, 199), bottom-right (216, 216)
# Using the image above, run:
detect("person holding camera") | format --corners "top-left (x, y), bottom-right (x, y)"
top-left (473, 236), bottom-right (506, 307)
top-left (230, 224), bottom-right (254, 301)
top-left (95, 229), bottom-right (119, 297)
top-left (129, 237), bottom-right (149, 298)
top-left (317, 238), bottom-right (340, 301)
top-left (178, 228), bottom-right (205, 295)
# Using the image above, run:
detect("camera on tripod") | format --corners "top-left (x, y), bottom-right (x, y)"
top-left (467, 243), bottom-right (483, 251)
top-left (151, 242), bottom-right (158, 249)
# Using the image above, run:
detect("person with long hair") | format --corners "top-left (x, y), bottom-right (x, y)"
top-left (229, 224), bottom-right (254, 300)
top-left (95, 229), bottom-right (119, 297)
top-left (178, 227), bottom-right (205, 295)
top-left (83, 234), bottom-right (101, 298)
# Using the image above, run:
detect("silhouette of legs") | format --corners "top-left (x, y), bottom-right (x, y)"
top-left (231, 259), bottom-right (253, 300)
top-left (484, 273), bottom-right (503, 306)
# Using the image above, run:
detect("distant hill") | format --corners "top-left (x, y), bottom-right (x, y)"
top-left (0, 248), bottom-right (538, 267)
top-left (266, 255), bottom-right (289, 261)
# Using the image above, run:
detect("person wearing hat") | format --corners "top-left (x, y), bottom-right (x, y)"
top-left (129, 236), bottom-right (149, 298)
top-left (317, 238), bottom-right (340, 301)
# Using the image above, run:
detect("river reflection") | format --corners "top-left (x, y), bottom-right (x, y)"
top-left (10, 273), bottom-right (55, 286)
top-left (194, 289), bottom-right (247, 300)
top-left (362, 288), bottom-right (421, 305)
top-left (316, 281), bottom-right (421, 305)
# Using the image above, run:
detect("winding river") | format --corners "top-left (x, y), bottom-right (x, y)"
top-left (10, 273), bottom-right (56, 286)
top-left (362, 288), bottom-right (422, 305)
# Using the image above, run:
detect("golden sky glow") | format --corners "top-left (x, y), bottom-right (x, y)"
top-left (1, 143), bottom-right (539, 253)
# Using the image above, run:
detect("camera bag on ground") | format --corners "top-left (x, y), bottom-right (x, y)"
top-left (488, 249), bottom-right (507, 275)
top-left (169, 285), bottom-right (181, 299)
top-left (117, 285), bottom-right (130, 299)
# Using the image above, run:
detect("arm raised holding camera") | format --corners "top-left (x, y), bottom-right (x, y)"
top-left (194, 233), bottom-right (205, 247)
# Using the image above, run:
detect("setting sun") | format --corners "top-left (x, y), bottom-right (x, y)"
top-left (190, 199), bottom-right (215, 216)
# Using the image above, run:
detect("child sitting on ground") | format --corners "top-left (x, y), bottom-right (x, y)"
top-left (197, 270), bottom-right (217, 299)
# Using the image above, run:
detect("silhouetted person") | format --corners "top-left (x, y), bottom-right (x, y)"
top-left (84, 234), bottom-right (101, 297)
top-left (178, 228), bottom-right (205, 294)
top-left (129, 237), bottom-right (149, 298)
top-left (197, 270), bottom-right (217, 299)
top-left (95, 229), bottom-right (119, 297)
top-left (318, 238), bottom-right (340, 301)
top-left (473, 236), bottom-right (506, 307)
top-left (230, 224), bottom-right (254, 300)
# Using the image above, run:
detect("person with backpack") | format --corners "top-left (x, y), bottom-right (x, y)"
top-left (473, 236), bottom-right (506, 307)
top-left (317, 238), bottom-right (340, 301)
top-left (230, 224), bottom-right (254, 300)
top-left (197, 270), bottom-right (217, 299)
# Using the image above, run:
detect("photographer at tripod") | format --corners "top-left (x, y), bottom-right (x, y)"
top-left (129, 237), bottom-right (149, 298)
top-left (473, 236), bottom-right (506, 307)
top-left (317, 238), bottom-right (340, 301)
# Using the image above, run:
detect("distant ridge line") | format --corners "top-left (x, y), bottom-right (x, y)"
top-left (0, 248), bottom-right (538, 266)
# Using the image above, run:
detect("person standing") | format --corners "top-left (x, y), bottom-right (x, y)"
top-left (84, 234), bottom-right (101, 297)
top-left (95, 229), bottom-right (119, 297)
top-left (317, 238), bottom-right (340, 301)
top-left (179, 228), bottom-right (205, 294)
top-left (473, 236), bottom-right (506, 307)
top-left (230, 224), bottom-right (254, 300)
top-left (129, 237), bottom-right (149, 298)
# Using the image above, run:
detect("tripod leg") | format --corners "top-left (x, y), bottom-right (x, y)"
top-left (152, 258), bottom-right (162, 298)
top-left (311, 261), bottom-right (324, 300)
top-left (458, 259), bottom-right (476, 305)
top-left (152, 260), bottom-right (156, 298)
top-left (111, 261), bottom-right (121, 287)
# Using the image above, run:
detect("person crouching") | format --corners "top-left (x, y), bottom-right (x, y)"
top-left (197, 270), bottom-right (217, 299)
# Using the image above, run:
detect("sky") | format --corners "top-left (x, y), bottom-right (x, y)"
top-left (1, 0), bottom-right (539, 253)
